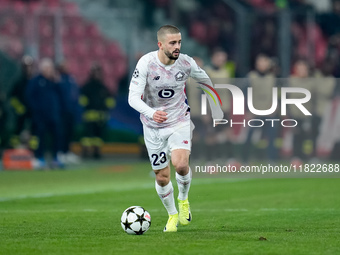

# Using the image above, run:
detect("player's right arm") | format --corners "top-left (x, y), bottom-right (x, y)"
top-left (128, 56), bottom-right (167, 123)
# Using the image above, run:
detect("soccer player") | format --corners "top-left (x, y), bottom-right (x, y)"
top-left (128, 25), bottom-right (223, 232)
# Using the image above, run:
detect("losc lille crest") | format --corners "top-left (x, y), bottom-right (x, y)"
top-left (175, 71), bottom-right (185, 81)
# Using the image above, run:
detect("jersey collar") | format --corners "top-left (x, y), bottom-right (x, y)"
top-left (156, 50), bottom-right (177, 70)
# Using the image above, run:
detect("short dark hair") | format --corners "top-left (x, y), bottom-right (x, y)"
top-left (157, 25), bottom-right (181, 41)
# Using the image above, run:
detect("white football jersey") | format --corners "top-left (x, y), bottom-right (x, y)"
top-left (129, 50), bottom-right (214, 128)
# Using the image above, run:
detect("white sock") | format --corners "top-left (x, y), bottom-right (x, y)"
top-left (155, 181), bottom-right (178, 215)
top-left (176, 167), bottom-right (192, 201)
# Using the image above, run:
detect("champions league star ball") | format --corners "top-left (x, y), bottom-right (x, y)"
top-left (121, 206), bottom-right (151, 235)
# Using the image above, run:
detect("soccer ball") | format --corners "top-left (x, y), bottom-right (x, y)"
top-left (121, 206), bottom-right (151, 235)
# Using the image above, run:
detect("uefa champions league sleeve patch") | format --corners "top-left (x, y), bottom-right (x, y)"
top-left (133, 68), bottom-right (139, 78)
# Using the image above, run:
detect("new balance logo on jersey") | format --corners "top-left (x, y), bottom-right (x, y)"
top-left (175, 71), bottom-right (185, 81)
top-left (153, 76), bottom-right (160, 80)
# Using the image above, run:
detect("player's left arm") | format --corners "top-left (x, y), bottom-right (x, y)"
top-left (128, 57), bottom-right (167, 123)
top-left (188, 57), bottom-right (224, 120)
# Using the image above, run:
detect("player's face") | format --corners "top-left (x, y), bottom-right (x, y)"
top-left (294, 61), bottom-right (309, 77)
top-left (162, 33), bottom-right (181, 60)
top-left (41, 64), bottom-right (55, 79)
top-left (256, 56), bottom-right (270, 73)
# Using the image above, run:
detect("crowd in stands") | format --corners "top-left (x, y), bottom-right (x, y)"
top-left (188, 50), bottom-right (340, 165)
top-left (2, 56), bottom-right (115, 169)
top-left (0, 0), bottom-right (125, 169)
top-left (145, 0), bottom-right (340, 78)
top-left (1, 0), bottom-right (340, 167)
top-left (0, 0), bottom-right (127, 93)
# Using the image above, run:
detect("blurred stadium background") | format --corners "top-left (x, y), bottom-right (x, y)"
top-left (1, 2), bottom-right (340, 254)
top-left (1, 0), bottom-right (340, 168)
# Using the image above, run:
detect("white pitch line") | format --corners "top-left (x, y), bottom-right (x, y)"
top-left (0, 190), bottom-right (103, 202)
top-left (0, 184), bottom-right (154, 202)
top-left (0, 178), bottom-right (252, 203)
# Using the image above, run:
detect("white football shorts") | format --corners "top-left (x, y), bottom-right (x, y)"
top-left (143, 119), bottom-right (194, 170)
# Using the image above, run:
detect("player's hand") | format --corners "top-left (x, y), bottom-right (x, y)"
top-left (153, 111), bottom-right (168, 123)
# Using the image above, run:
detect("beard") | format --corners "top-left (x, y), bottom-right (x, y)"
top-left (165, 49), bottom-right (180, 60)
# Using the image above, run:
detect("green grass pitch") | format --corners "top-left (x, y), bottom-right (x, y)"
top-left (1, 160), bottom-right (340, 255)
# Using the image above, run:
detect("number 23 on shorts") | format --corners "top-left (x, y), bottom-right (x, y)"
top-left (151, 152), bottom-right (167, 166)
